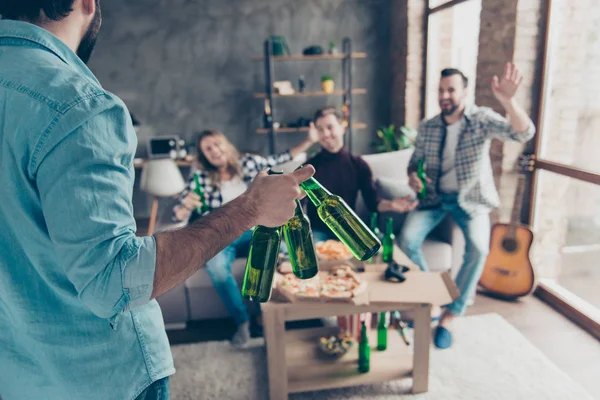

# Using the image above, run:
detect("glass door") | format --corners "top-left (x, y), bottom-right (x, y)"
top-left (529, 0), bottom-right (600, 339)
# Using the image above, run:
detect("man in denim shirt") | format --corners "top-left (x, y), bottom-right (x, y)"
top-left (399, 65), bottom-right (535, 350)
top-left (0, 1), bottom-right (314, 399)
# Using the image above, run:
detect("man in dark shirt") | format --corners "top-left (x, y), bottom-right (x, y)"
top-left (305, 107), bottom-right (417, 242)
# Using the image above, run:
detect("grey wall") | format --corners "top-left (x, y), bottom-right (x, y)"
top-left (89, 0), bottom-right (394, 218)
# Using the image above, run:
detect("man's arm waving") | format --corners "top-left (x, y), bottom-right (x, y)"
top-left (487, 62), bottom-right (535, 141)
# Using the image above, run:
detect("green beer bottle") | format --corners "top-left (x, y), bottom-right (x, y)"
top-left (367, 212), bottom-right (381, 263)
top-left (193, 172), bottom-right (210, 214)
top-left (241, 170), bottom-right (283, 302)
top-left (298, 170), bottom-right (381, 261)
top-left (358, 321), bottom-right (370, 373)
top-left (283, 200), bottom-right (319, 279)
top-left (417, 159), bottom-right (428, 200)
top-left (382, 217), bottom-right (395, 263)
top-left (377, 312), bottom-right (388, 351)
top-left (370, 212), bottom-right (381, 239)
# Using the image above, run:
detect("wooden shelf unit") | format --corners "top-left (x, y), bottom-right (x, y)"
top-left (258, 37), bottom-right (365, 153)
top-left (256, 122), bottom-right (367, 134)
top-left (285, 326), bottom-right (412, 394)
top-left (253, 88), bottom-right (367, 99)
top-left (251, 52), bottom-right (367, 61)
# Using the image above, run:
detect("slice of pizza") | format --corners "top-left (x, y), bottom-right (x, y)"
top-left (320, 265), bottom-right (366, 300)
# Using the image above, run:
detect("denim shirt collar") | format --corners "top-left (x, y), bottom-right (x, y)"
top-left (0, 19), bottom-right (100, 86)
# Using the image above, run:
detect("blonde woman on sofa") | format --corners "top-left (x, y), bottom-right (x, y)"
top-left (173, 129), bottom-right (317, 347)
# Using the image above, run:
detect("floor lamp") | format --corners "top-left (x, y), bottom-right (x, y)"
top-left (140, 158), bottom-right (186, 236)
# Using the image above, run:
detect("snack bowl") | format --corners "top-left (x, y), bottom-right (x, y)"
top-left (317, 333), bottom-right (355, 358)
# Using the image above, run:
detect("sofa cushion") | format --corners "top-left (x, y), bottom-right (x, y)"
top-left (418, 238), bottom-right (453, 272)
top-left (372, 177), bottom-right (415, 234)
top-left (361, 149), bottom-right (413, 181)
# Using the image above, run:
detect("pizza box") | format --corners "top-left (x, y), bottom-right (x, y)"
top-left (273, 267), bottom-right (369, 306)
top-left (360, 250), bottom-right (460, 307)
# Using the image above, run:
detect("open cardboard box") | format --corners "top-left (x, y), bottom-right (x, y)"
top-left (274, 246), bottom-right (460, 307)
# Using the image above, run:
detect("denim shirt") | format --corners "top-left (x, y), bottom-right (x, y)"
top-left (0, 21), bottom-right (174, 400)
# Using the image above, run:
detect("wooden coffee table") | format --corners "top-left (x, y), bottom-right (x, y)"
top-left (261, 248), bottom-right (459, 399)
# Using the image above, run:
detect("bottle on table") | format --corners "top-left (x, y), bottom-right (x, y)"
top-left (382, 217), bottom-right (395, 263)
top-left (377, 312), bottom-right (388, 351)
top-left (283, 200), bottom-right (319, 279)
top-left (417, 159), bottom-right (428, 200)
top-left (298, 168), bottom-right (381, 261)
top-left (241, 170), bottom-right (283, 302)
top-left (193, 172), bottom-right (210, 214)
top-left (358, 321), bottom-right (370, 373)
top-left (367, 212), bottom-right (380, 263)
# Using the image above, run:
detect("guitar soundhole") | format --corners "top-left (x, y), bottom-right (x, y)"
top-left (502, 238), bottom-right (518, 253)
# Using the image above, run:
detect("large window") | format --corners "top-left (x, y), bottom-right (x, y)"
top-left (424, 0), bottom-right (482, 119)
top-left (530, 0), bottom-right (600, 337)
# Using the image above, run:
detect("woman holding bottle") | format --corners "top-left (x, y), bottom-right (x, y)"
top-left (173, 129), bottom-right (317, 347)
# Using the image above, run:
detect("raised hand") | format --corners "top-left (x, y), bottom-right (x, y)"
top-left (491, 62), bottom-right (523, 104)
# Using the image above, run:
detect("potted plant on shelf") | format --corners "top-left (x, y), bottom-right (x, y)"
top-left (371, 124), bottom-right (417, 153)
top-left (321, 75), bottom-right (335, 93)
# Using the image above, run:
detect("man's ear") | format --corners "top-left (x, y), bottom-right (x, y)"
top-left (80, 0), bottom-right (96, 16)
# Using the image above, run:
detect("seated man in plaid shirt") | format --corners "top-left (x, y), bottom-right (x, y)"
top-left (400, 63), bottom-right (535, 349)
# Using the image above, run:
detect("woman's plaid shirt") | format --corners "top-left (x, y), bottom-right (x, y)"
top-left (174, 150), bottom-right (292, 222)
top-left (408, 105), bottom-right (535, 215)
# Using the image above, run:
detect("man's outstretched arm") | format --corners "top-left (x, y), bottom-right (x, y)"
top-left (152, 167), bottom-right (315, 299)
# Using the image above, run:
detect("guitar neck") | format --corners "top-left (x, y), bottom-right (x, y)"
top-left (509, 175), bottom-right (526, 233)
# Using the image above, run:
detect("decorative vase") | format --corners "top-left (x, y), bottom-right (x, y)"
top-left (322, 79), bottom-right (335, 93)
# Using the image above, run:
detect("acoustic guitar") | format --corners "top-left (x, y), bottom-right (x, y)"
top-left (479, 158), bottom-right (536, 299)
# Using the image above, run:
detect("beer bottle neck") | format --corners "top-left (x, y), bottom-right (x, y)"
top-left (294, 199), bottom-right (304, 216)
top-left (300, 177), bottom-right (331, 207)
top-left (386, 218), bottom-right (393, 234)
top-left (370, 213), bottom-right (378, 229)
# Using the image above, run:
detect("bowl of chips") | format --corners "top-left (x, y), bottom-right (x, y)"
top-left (318, 333), bottom-right (355, 358)
top-left (315, 240), bottom-right (353, 261)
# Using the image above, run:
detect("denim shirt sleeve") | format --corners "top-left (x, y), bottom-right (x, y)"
top-left (33, 93), bottom-right (156, 322)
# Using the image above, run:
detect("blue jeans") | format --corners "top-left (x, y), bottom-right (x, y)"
top-left (205, 229), bottom-right (253, 325)
top-left (135, 377), bottom-right (170, 400)
top-left (398, 194), bottom-right (490, 316)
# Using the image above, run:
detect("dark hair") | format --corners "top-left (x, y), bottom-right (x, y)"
top-left (314, 106), bottom-right (342, 123)
top-left (441, 68), bottom-right (468, 88)
top-left (0, 0), bottom-right (76, 22)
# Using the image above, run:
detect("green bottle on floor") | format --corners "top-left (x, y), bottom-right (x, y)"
top-left (298, 167), bottom-right (381, 261)
top-left (241, 170), bottom-right (283, 302)
top-left (382, 217), bottom-right (395, 263)
top-left (358, 321), bottom-right (370, 373)
top-left (377, 312), bottom-right (388, 351)
top-left (283, 200), bottom-right (319, 279)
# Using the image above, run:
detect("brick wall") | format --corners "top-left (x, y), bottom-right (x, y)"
top-left (390, 0), bottom-right (425, 130)
top-left (475, 0), bottom-right (519, 225)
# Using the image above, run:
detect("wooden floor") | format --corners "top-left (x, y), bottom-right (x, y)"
top-left (467, 293), bottom-right (600, 399)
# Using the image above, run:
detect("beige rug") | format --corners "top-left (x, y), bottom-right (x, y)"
top-left (169, 313), bottom-right (594, 399)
